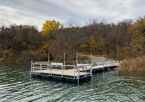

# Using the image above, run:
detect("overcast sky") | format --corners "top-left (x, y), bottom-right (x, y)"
top-left (0, 0), bottom-right (145, 30)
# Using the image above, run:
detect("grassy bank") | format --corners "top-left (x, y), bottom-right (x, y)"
top-left (119, 56), bottom-right (145, 72)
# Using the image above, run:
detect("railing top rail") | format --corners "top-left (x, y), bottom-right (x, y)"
top-left (32, 63), bottom-right (50, 65)
top-left (62, 65), bottom-right (75, 67)
top-left (65, 60), bottom-right (91, 62)
top-left (51, 62), bottom-right (63, 66)
top-left (77, 64), bottom-right (91, 66)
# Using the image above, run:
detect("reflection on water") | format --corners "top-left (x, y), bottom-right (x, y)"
top-left (0, 63), bottom-right (145, 102)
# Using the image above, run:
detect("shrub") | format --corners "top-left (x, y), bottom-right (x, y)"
top-left (15, 59), bottom-right (22, 63)
top-left (59, 54), bottom-right (64, 63)
top-left (3, 50), bottom-right (9, 59)
top-left (0, 49), bottom-right (4, 58)
top-left (0, 58), bottom-right (4, 62)
top-left (35, 49), bottom-right (47, 61)
top-left (21, 50), bottom-right (33, 62)
top-left (30, 50), bottom-right (37, 58)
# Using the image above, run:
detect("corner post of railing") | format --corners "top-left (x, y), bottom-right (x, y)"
top-left (64, 52), bottom-right (65, 70)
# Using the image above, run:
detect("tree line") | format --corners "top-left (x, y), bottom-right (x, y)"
top-left (0, 17), bottom-right (145, 62)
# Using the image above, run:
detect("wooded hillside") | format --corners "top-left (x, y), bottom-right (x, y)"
top-left (0, 17), bottom-right (145, 62)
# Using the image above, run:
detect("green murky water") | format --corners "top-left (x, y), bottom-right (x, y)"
top-left (0, 63), bottom-right (145, 102)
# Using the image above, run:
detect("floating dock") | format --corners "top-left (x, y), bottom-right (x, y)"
top-left (30, 53), bottom-right (119, 82)
top-left (31, 62), bottom-right (92, 82)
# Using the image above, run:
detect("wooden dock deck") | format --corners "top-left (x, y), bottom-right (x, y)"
top-left (32, 69), bottom-right (90, 77)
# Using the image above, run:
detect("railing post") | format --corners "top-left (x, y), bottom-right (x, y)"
top-left (48, 53), bottom-right (50, 64)
top-left (79, 66), bottom-right (80, 79)
top-left (103, 59), bottom-right (104, 71)
top-left (47, 63), bottom-right (48, 70)
top-left (76, 53), bottom-right (78, 67)
top-left (74, 65), bottom-right (75, 79)
top-left (31, 60), bottom-right (33, 72)
top-left (62, 65), bottom-right (63, 77)
top-left (77, 66), bottom-right (80, 83)
top-left (49, 65), bottom-right (50, 76)
top-left (40, 63), bottom-right (42, 75)
top-left (90, 54), bottom-right (92, 76)
top-left (85, 65), bottom-right (86, 77)
top-left (51, 65), bottom-right (53, 76)
top-left (64, 52), bottom-right (65, 70)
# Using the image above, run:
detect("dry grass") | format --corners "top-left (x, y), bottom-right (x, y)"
top-left (120, 56), bottom-right (145, 72)
top-left (79, 52), bottom-right (117, 62)
top-left (79, 52), bottom-right (105, 61)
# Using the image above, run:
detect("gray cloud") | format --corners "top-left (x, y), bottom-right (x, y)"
top-left (0, 0), bottom-right (145, 30)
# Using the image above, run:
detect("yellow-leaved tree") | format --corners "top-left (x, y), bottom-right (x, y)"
top-left (128, 17), bottom-right (145, 55)
top-left (42, 20), bottom-right (60, 36)
top-left (41, 20), bottom-right (60, 59)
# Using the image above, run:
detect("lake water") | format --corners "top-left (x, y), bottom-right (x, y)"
top-left (0, 63), bottom-right (145, 102)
